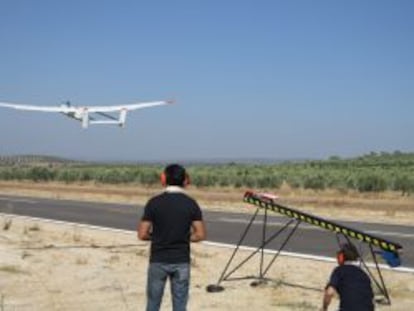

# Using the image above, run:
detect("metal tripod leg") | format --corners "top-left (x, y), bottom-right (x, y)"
top-left (206, 206), bottom-right (299, 292)
top-left (222, 218), bottom-right (295, 282)
top-left (262, 220), bottom-right (301, 277)
top-left (206, 206), bottom-right (262, 292)
top-left (359, 245), bottom-right (391, 305)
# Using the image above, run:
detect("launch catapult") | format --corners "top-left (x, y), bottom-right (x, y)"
top-left (207, 191), bottom-right (403, 305)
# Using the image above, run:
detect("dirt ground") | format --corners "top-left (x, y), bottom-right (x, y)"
top-left (1, 215), bottom-right (413, 311)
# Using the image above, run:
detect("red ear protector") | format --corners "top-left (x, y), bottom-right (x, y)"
top-left (160, 172), bottom-right (190, 187)
top-left (160, 172), bottom-right (167, 187)
top-left (184, 173), bottom-right (190, 186)
top-left (337, 250), bottom-right (346, 265)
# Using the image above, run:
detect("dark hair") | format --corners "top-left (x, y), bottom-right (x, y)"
top-left (164, 164), bottom-right (187, 186)
top-left (340, 243), bottom-right (359, 261)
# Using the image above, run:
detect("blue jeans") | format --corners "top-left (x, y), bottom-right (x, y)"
top-left (146, 262), bottom-right (190, 311)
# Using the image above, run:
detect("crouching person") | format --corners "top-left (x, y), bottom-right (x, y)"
top-left (322, 243), bottom-right (374, 311)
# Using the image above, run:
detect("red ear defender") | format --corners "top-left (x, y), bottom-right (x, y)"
top-left (184, 173), bottom-right (190, 186)
top-left (160, 172), bottom-right (167, 187)
top-left (337, 251), bottom-right (346, 265)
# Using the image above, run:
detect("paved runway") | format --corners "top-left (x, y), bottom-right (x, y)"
top-left (0, 194), bottom-right (413, 269)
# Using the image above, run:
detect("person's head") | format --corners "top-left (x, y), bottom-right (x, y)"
top-left (161, 164), bottom-right (189, 187)
top-left (337, 243), bottom-right (359, 265)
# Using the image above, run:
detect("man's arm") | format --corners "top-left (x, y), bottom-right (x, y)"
top-left (137, 220), bottom-right (152, 241)
top-left (190, 220), bottom-right (206, 242)
top-left (321, 286), bottom-right (337, 311)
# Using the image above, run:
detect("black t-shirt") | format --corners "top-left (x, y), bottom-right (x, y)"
top-left (327, 264), bottom-right (374, 311)
top-left (141, 191), bottom-right (203, 263)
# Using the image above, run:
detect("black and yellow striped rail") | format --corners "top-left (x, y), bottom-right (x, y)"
top-left (243, 191), bottom-right (403, 254)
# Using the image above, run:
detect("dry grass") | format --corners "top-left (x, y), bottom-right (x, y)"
top-left (0, 265), bottom-right (27, 274)
top-left (0, 215), bottom-right (412, 310)
top-left (2, 218), bottom-right (12, 231)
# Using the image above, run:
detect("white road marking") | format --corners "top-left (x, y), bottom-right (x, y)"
top-left (218, 217), bottom-right (414, 239)
top-left (1, 212), bottom-right (413, 274)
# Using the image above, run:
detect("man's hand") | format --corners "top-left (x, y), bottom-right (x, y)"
top-left (190, 220), bottom-right (206, 242)
top-left (321, 286), bottom-right (337, 311)
top-left (137, 220), bottom-right (152, 241)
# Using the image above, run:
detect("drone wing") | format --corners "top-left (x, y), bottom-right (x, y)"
top-left (0, 102), bottom-right (76, 112)
top-left (86, 100), bottom-right (173, 113)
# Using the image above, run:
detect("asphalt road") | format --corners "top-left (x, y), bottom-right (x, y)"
top-left (0, 194), bottom-right (413, 269)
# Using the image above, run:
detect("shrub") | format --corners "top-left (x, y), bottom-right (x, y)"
top-left (303, 175), bottom-right (326, 190)
top-left (356, 174), bottom-right (387, 192)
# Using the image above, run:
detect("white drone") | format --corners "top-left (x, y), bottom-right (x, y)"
top-left (0, 100), bottom-right (172, 128)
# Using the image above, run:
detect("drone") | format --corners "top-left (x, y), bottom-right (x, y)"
top-left (0, 99), bottom-right (172, 128)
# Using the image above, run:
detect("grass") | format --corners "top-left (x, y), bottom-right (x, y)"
top-left (1, 180), bottom-right (413, 208)
top-left (2, 218), bottom-right (12, 231)
top-left (0, 265), bottom-right (26, 274)
top-left (28, 224), bottom-right (40, 231)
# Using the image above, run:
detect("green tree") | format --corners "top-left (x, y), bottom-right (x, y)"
top-left (303, 175), bottom-right (326, 190)
top-left (356, 174), bottom-right (387, 192)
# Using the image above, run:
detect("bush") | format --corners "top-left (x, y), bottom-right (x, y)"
top-left (356, 174), bottom-right (387, 192)
top-left (139, 170), bottom-right (159, 185)
top-left (27, 167), bottom-right (56, 182)
top-left (303, 175), bottom-right (326, 190)
top-left (393, 175), bottom-right (414, 196)
top-left (57, 169), bottom-right (81, 183)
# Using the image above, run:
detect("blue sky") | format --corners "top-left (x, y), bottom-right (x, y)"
top-left (0, 1), bottom-right (413, 161)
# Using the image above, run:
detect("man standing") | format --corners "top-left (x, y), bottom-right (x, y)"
top-left (138, 164), bottom-right (206, 311)
top-left (322, 243), bottom-right (374, 311)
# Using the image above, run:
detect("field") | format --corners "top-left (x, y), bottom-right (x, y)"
top-left (1, 214), bottom-right (413, 311)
